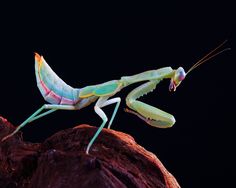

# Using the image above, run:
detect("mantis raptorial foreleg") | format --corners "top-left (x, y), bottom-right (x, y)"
top-left (86, 96), bottom-right (121, 154)
top-left (1, 104), bottom-right (76, 141)
top-left (126, 80), bottom-right (175, 128)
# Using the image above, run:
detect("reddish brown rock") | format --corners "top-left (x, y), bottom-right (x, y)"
top-left (0, 116), bottom-right (180, 188)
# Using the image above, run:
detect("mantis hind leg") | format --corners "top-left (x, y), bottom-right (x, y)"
top-left (1, 104), bottom-right (76, 142)
top-left (125, 81), bottom-right (175, 128)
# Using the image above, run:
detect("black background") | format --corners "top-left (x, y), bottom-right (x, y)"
top-left (0, 2), bottom-right (235, 188)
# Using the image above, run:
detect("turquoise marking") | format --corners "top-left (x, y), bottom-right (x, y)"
top-left (94, 81), bottom-right (119, 96)
top-left (79, 80), bottom-right (121, 97)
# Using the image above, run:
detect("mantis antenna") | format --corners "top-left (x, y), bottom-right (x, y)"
top-left (186, 40), bottom-right (231, 75)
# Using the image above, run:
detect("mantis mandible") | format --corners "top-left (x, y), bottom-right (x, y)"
top-left (1, 41), bottom-right (229, 154)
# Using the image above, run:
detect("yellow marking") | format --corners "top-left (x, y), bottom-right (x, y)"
top-left (118, 82), bottom-right (123, 88)
top-left (79, 93), bottom-right (94, 98)
top-left (34, 52), bottom-right (43, 71)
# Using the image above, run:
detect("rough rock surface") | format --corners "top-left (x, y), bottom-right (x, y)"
top-left (0, 116), bottom-right (180, 188)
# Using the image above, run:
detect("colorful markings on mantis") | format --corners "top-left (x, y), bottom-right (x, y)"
top-left (94, 82), bottom-right (122, 96)
top-left (79, 80), bottom-right (122, 98)
top-left (35, 52), bottom-right (44, 78)
top-left (35, 53), bottom-right (80, 105)
top-left (38, 80), bottom-right (50, 97)
top-left (38, 79), bottom-right (77, 105)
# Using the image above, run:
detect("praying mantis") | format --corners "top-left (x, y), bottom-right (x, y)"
top-left (1, 41), bottom-right (229, 154)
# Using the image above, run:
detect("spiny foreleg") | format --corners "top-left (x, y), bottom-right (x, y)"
top-left (125, 80), bottom-right (175, 128)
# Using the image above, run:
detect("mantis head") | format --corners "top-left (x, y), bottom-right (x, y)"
top-left (169, 67), bottom-right (186, 92)
top-left (169, 40), bottom-right (230, 92)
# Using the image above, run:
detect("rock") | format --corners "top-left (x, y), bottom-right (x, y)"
top-left (0, 116), bottom-right (180, 188)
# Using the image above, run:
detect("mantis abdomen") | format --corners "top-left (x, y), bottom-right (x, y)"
top-left (35, 53), bottom-right (80, 105)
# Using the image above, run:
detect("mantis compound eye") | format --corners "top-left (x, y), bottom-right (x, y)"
top-left (176, 67), bottom-right (186, 81)
top-left (169, 67), bottom-right (186, 92)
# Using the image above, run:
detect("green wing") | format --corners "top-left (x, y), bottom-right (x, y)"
top-left (79, 80), bottom-right (122, 98)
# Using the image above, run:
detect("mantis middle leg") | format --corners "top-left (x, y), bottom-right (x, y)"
top-left (101, 97), bottom-right (121, 129)
top-left (86, 96), bottom-right (121, 154)
top-left (1, 104), bottom-right (76, 141)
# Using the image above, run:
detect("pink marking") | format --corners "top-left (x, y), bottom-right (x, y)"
top-left (179, 75), bottom-right (185, 81)
top-left (60, 97), bottom-right (75, 105)
top-left (45, 91), bottom-right (62, 104)
top-left (40, 80), bottom-right (50, 95)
